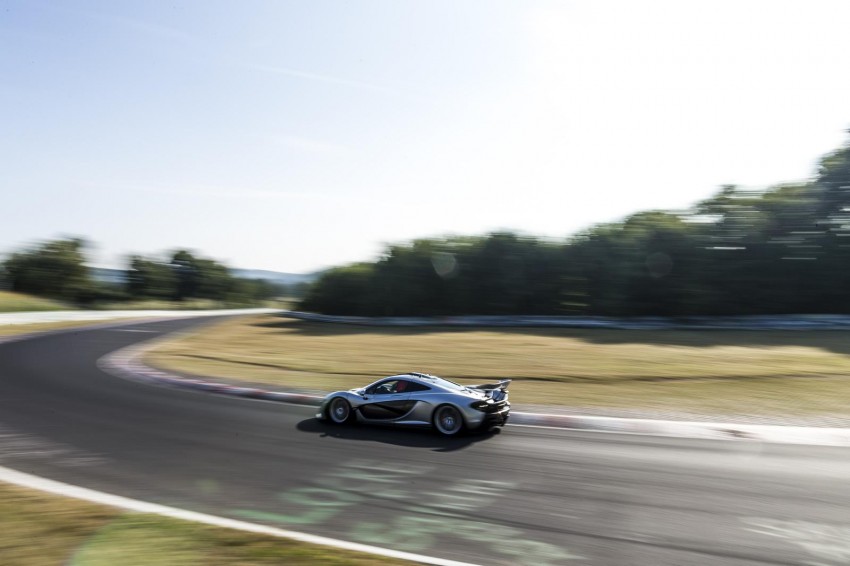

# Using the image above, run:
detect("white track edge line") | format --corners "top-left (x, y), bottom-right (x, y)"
top-left (0, 465), bottom-right (480, 566)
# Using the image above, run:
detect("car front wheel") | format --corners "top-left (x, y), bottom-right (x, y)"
top-left (328, 397), bottom-right (353, 425)
top-left (433, 404), bottom-right (464, 436)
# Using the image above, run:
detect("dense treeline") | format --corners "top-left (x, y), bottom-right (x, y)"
top-left (1, 242), bottom-right (285, 306)
top-left (302, 133), bottom-right (850, 316)
top-left (126, 250), bottom-right (286, 304)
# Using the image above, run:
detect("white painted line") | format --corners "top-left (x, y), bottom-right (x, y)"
top-left (0, 465), bottom-right (480, 566)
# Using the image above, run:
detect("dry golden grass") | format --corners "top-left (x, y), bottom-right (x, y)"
top-left (147, 314), bottom-right (850, 416)
top-left (0, 482), bottom-right (117, 566)
top-left (0, 482), bottom-right (408, 566)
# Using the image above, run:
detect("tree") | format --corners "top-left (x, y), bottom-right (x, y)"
top-left (127, 256), bottom-right (176, 299)
top-left (170, 250), bottom-right (201, 301)
top-left (166, 250), bottom-right (239, 301)
top-left (300, 264), bottom-right (375, 315)
top-left (3, 238), bottom-right (93, 302)
top-left (815, 137), bottom-right (850, 232)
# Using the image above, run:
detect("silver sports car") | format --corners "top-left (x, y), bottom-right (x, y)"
top-left (316, 372), bottom-right (510, 436)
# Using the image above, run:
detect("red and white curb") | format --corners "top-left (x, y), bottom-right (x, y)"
top-left (98, 335), bottom-right (323, 406)
top-left (0, 465), bottom-right (479, 566)
top-left (97, 333), bottom-right (850, 447)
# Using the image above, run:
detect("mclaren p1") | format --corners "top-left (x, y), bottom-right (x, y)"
top-left (316, 372), bottom-right (510, 436)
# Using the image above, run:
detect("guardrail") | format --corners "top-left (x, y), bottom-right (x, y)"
top-left (282, 311), bottom-right (850, 330)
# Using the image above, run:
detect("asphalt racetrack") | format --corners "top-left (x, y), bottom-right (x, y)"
top-left (1, 317), bottom-right (849, 565)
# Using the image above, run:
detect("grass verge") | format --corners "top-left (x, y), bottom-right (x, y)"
top-left (147, 314), bottom-right (850, 417)
top-left (0, 482), bottom-right (407, 566)
top-left (0, 291), bottom-right (73, 313)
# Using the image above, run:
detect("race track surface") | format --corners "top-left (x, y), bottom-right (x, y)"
top-left (1, 317), bottom-right (849, 565)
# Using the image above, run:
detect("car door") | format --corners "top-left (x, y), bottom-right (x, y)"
top-left (358, 379), bottom-right (415, 421)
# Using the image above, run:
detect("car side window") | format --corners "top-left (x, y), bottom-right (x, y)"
top-left (371, 380), bottom-right (398, 395)
top-left (367, 379), bottom-right (429, 395)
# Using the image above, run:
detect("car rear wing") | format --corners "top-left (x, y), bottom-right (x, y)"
top-left (469, 378), bottom-right (511, 391)
top-left (468, 379), bottom-right (511, 401)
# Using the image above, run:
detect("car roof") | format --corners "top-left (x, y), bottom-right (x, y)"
top-left (377, 372), bottom-right (469, 392)
top-left (387, 372), bottom-right (439, 382)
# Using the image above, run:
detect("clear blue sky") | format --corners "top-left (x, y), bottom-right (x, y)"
top-left (3, 0), bottom-right (850, 272)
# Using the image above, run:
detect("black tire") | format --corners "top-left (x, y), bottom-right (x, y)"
top-left (327, 397), bottom-right (354, 425)
top-left (432, 404), bottom-right (465, 436)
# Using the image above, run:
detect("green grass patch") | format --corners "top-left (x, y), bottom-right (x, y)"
top-left (0, 291), bottom-right (73, 313)
top-left (0, 482), bottom-right (408, 566)
top-left (147, 314), bottom-right (850, 417)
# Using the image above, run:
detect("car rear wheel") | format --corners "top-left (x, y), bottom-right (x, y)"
top-left (328, 397), bottom-right (353, 425)
top-left (433, 404), bottom-right (464, 436)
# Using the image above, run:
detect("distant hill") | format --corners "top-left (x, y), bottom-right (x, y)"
top-left (231, 269), bottom-right (321, 285)
top-left (90, 267), bottom-right (126, 284)
top-left (90, 267), bottom-right (320, 286)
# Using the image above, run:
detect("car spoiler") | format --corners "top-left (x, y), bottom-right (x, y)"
top-left (469, 379), bottom-right (511, 391)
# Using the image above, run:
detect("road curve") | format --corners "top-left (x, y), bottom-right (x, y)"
top-left (1, 317), bottom-right (849, 566)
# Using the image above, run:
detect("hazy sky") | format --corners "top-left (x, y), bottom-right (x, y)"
top-left (3, 0), bottom-right (850, 272)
